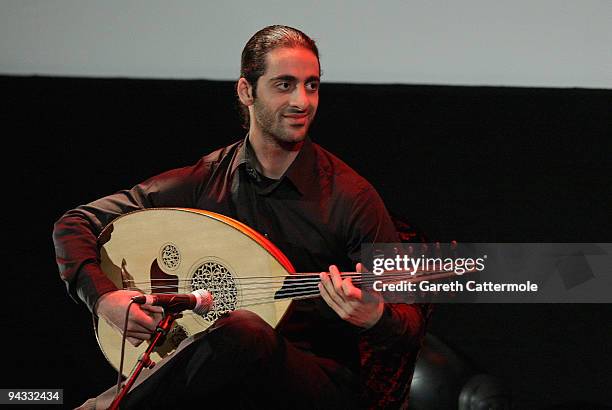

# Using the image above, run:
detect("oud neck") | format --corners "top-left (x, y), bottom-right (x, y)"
top-left (274, 270), bottom-right (455, 302)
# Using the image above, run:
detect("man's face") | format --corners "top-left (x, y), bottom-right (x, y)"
top-left (251, 47), bottom-right (320, 144)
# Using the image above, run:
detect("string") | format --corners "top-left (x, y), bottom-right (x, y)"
top-left (124, 270), bottom-right (459, 294)
top-left (123, 269), bottom-right (463, 308)
top-left (123, 269), bottom-right (446, 286)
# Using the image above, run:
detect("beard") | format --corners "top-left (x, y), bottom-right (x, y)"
top-left (252, 99), bottom-right (312, 145)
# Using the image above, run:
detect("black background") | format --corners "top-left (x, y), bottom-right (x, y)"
top-left (2, 75), bottom-right (611, 408)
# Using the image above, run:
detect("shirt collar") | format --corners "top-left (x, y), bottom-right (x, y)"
top-left (284, 137), bottom-right (317, 196)
top-left (231, 134), bottom-right (316, 196)
top-left (230, 134), bottom-right (250, 177)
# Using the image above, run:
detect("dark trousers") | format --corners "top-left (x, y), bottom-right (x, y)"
top-left (121, 310), bottom-right (358, 409)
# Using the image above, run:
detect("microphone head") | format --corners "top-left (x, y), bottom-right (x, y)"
top-left (191, 289), bottom-right (213, 316)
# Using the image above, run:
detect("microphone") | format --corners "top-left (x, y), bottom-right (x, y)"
top-left (132, 289), bottom-right (212, 315)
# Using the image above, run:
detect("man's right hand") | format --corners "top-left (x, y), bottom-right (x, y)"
top-left (95, 290), bottom-right (164, 347)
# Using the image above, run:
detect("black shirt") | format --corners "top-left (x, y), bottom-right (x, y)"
top-left (53, 136), bottom-right (426, 408)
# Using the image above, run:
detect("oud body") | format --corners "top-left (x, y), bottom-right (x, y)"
top-left (96, 208), bottom-right (296, 376)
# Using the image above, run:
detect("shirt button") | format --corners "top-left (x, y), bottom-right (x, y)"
top-left (246, 166), bottom-right (258, 180)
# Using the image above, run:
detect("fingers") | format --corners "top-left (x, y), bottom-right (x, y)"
top-left (140, 304), bottom-right (164, 314)
top-left (130, 306), bottom-right (162, 333)
top-left (319, 265), bottom-right (385, 329)
top-left (319, 271), bottom-right (350, 318)
top-left (319, 265), bottom-right (367, 321)
top-left (319, 283), bottom-right (347, 319)
top-left (341, 277), bottom-right (362, 300)
top-left (329, 265), bottom-right (344, 293)
top-left (125, 306), bottom-right (163, 346)
top-left (138, 304), bottom-right (164, 329)
top-left (126, 331), bottom-right (151, 345)
top-left (126, 305), bottom-right (164, 346)
top-left (97, 290), bottom-right (169, 346)
top-left (321, 265), bottom-right (364, 301)
top-left (127, 337), bottom-right (144, 347)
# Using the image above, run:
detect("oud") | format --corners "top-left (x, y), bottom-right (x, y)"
top-left (96, 208), bottom-right (454, 375)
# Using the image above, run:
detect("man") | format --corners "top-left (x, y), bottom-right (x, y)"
top-left (54, 25), bottom-right (428, 409)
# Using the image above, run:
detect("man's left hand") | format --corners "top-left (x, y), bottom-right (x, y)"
top-left (319, 263), bottom-right (384, 329)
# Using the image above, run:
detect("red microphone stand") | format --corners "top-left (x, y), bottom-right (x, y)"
top-left (108, 312), bottom-right (179, 410)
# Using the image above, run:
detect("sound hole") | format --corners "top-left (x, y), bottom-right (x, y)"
top-left (191, 261), bottom-right (238, 321)
top-left (160, 243), bottom-right (181, 270)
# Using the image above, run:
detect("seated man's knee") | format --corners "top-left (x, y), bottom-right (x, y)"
top-left (213, 310), bottom-right (279, 356)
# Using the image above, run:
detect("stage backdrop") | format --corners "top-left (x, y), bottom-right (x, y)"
top-left (2, 75), bottom-right (611, 408)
